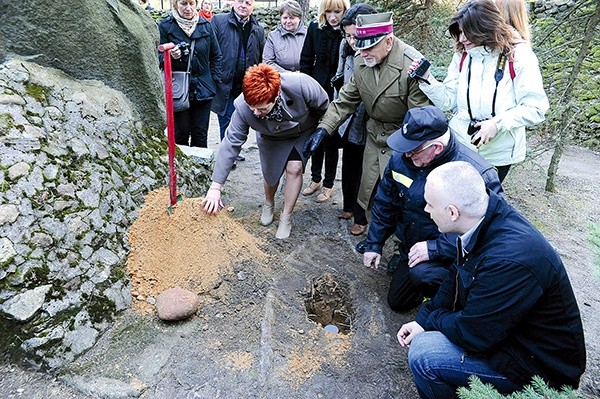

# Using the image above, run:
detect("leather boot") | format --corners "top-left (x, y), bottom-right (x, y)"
top-left (260, 202), bottom-right (275, 226)
top-left (276, 212), bottom-right (292, 239)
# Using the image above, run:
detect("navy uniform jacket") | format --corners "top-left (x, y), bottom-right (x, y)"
top-left (416, 191), bottom-right (586, 389)
top-left (365, 132), bottom-right (502, 259)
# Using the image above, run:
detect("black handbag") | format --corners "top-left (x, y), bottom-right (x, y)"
top-left (171, 40), bottom-right (195, 112)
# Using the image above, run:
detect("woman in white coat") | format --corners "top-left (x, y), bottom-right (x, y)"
top-left (409, 0), bottom-right (548, 181)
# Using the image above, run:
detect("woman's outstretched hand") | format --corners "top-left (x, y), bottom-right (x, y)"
top-left (200, 183), bottom-right (224, 214)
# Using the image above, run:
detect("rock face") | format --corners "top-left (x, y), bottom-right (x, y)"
top-left (155, 287), bottom-right (200, 321)
top-left (0, 59), bottom-right (210, 369)
top-left (0, 0), bottom-right (165, 131)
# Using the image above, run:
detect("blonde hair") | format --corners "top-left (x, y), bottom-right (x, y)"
top-left (201, 0), bottom-right (213, 11)
top-left (317, 0), bottom-right (350, 28)
top-left (496, 0), bottom-right (531, 43)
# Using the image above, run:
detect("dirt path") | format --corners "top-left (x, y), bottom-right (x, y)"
top-left (1, 116), bottom-right (599, 398)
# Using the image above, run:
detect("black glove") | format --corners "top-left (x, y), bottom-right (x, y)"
top-left (302, 128), bottom-right (327, 158)
top-left (330, 75), bottom-right (344, 91)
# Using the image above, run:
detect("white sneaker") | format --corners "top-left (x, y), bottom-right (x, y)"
top-left (275, 212), bottom-right (292, 239)
top-left (260, 202), bottom-right (275, 226)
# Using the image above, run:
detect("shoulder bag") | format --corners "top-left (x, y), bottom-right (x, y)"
top-left (171, 40), bottom-right (195, 112)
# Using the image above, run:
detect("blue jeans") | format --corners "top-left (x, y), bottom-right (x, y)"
top-left (217, 95), bottom-right (236, 141)
top-left (408, 331), bottom-right (522, 399)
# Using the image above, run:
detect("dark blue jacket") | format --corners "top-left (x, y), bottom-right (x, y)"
top-left (210, 10), bottom-right (265, 114)
top-left (416, 191), bottom-right (586, 389)
top-left (365, 133), bottom-right (502, 259)
top-left (159, 16), bottom-right (222, 102)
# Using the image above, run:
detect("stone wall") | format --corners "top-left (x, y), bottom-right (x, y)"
top-left (0, 59), bottom-right (209, 369)
top-left (531, 0), bottom-right (577, 17)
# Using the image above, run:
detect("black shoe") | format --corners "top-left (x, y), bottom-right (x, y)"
top-left (235, 155), bottom-right (245, 161)
top-left (386, 254), bottom-right (401, 274)
top-left (355, 239), bottom-right (367, 254)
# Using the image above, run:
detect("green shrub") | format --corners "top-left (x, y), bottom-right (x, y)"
top-left (457, 375), bottom-right (582, 399)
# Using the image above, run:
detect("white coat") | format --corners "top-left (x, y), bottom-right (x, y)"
top-left (419, 44), bottom-right (549, 166)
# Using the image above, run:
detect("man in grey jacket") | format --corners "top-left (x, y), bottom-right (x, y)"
top-left (211, 0), bottom-right (265, 161)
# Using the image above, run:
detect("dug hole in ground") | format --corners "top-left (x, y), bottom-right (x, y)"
top-left (1, 114), bottom-right (599, 398)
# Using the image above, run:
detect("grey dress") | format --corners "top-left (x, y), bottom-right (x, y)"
top-left (212, 72), bottom-right (329, 187)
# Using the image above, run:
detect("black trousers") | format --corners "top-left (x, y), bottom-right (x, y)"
top-left (174, 99), bottom-right (212, 148)
top-left (341, 136), bottom-right (367, 225)
top-left (387, 252), bottom-right (450, 312)
top-left (309, 132), bottom-right (343, 188)
top-left (496, 164), bottom-right (511, 183)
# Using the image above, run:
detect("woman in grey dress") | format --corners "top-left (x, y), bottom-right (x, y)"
top-left (201, 64), bottom-right (329, 239)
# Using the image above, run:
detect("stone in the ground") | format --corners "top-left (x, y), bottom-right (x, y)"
top-left (155, 287), bottom-right (199, 321)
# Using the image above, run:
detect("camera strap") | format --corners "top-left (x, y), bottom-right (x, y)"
top-left (185, 40), bottom-right (196, 74)
top-left (466, 53), bottom-right (507, 120)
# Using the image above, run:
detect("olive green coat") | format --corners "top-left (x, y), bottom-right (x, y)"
top-left (318, 37), bottom-right (431, 209)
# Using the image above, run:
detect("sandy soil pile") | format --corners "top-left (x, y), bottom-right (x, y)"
top-left (126, 187), bottom-right (267, 314)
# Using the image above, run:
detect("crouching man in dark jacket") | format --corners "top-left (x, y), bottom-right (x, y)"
top-left (398, 161), bottom-right (586, 398)
top-left (363, 106), bottom-right (502, 311)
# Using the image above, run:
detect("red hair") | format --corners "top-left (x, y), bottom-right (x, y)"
top-left (243, 64), bottom-right (281, 106)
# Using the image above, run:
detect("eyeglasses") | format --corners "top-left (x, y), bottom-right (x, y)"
top-left (406, 142), bottom-right (438, 156)
top-left (343, 33), bottom-right (357, 41)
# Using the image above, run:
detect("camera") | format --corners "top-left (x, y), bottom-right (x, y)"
top-left (409, 58), bottom-right (431, 82)
top-left (468, 120), bottom-right (482, 145)
top-left (175, 42), bottom-right (190, 56)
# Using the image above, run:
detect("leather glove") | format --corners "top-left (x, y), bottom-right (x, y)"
top-left (302, 128), bottom-right (327, 158)
top-left (330, 75), bottom-right (344, 91)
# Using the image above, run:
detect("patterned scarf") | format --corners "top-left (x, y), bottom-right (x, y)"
top-left (260, 96), bottom-right (284, 122)
top-left (172, 9), bottom-right (199, 37)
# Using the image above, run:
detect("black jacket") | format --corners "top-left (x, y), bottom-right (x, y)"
top-left (300, 21), bottom-right (342, 100)
top-left (365, 133), bottom-right (503, 259)
top-left (159, 16), bottom-right (222, 102)
top-left (416, 191), bottom-right (586, 389)
top-left (210, 10), bottom-right (265, 114)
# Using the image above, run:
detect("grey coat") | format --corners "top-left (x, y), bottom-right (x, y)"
top-left (212, 72), bottom-right (329, 186)
top-left (262, 24), bottom-right (307, 72)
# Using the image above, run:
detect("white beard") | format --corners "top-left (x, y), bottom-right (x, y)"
top-left (363, 57), bottom-right (377, 68)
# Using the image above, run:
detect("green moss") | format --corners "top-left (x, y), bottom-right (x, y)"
top-left (110, 265), bottom-right (128, 283)
top-left (87, 295), bottom-right (117, 324)
top-left (22, 264), bottom-right (50, 289)
top-left (0, 113), bottom-right (15, 134)
top-left (0, 318), bottom-right (29, 363)
top-left (25, 82), bottom-right (51, 105)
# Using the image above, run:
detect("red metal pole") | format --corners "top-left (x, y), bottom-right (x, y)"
top-left (158, 43), bottom-right (178, 207)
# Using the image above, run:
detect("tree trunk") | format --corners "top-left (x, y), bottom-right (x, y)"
top-left (545, 1), bottom-right (599, 192)
top-left (295, 0), bottom-right (310, 21)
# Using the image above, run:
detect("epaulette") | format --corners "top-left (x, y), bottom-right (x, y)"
top-left (404, 46), bottom-right (425, 61)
